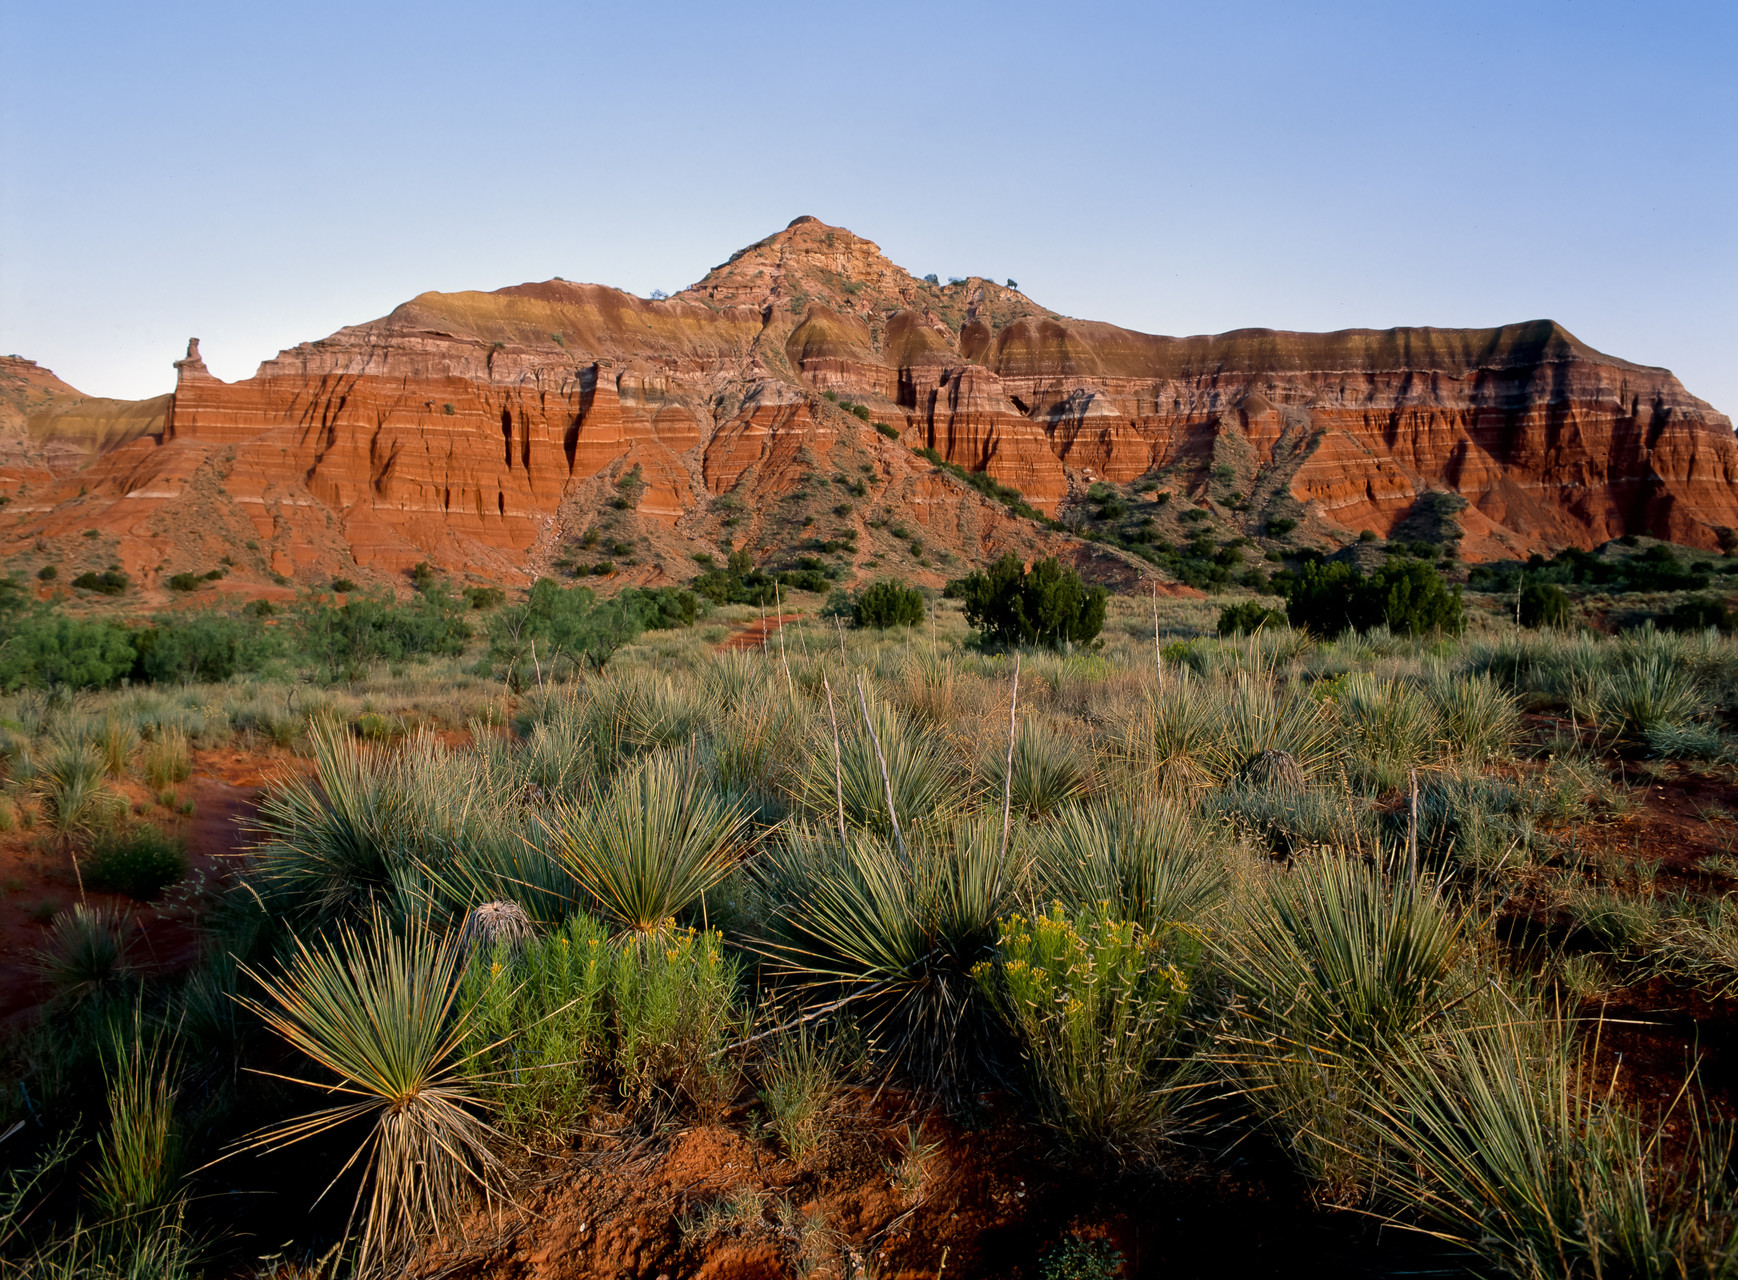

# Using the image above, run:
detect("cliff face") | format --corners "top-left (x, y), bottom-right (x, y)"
top-left (4, 216), bottom-right (1733, 597)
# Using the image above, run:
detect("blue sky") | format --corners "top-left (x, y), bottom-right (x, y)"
top-left (2, 1), bottom-right (1733, 416)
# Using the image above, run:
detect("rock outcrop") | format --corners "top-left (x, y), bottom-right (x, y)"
top-left (3, 217), bottom-right (1733, 597)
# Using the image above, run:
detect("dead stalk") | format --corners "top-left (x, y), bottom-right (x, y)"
top-left (775, 582), bottom-right (794, 695)
top-left (855, 674), bottom-right (906, 861)
top-left (823, 673), bottom-right (847, 847)
top-left (1151, 583), bottom-right (1164, 692)
top-left (1000, 654), bottom-right (1021, 866)
top-left (1408, 767), bottom-right (1419, 886)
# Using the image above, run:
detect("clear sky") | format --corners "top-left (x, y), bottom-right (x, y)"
top-left (2, 1), bottom-right (1733, 416)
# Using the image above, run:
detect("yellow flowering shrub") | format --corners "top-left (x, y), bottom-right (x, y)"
top-left (974, 903), bottom-right (1192, 1151)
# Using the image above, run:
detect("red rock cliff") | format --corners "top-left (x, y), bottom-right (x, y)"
top-left (4, 217), bottom-right (1733, 595)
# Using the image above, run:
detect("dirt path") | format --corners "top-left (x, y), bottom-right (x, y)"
top-left (719, 613), bottom-right (802, 651)
top-left (0, 747), bottom-right (291, 1032)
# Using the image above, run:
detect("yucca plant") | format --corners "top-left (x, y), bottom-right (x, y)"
top-left (249, 722), bottom-right (406, 922)
top-left (235, 913), bottom-right (505, 1274)
top-left (1430, 671), bottom-right (1521, 766)
top-left (1209, 782), bottom-right (1379, 861)
top-left (1035, 800), bottom-right (1224, 929)
top-left (251, 724), bottom-right (489, 924)
top-left (1214, 856), bottom-right (1468, 1200)
top-left (978, 718), bottom-right (1090, 820)
top-left (513, 717), bottom-right (597, 805)
top-left (1412, 770), bottom-right (1526, 883)
top-left (579, 668), bottom-right (703, 777)
top-left (765, 817), bottom-right (1019, 1087)
top-left (1206, 675), bottom-right (1337, 783)
top-left (35, 904), bottom-right (133, 1005)
top-left (1336, 675), bottom-right (1441, 792)
top-left (705, 647), bottom-right (771, 713)
top-left (1578, 650), bottom-right (1705, 750)
top-left (1367, 1013), bottom-right (1738, 1279)
top-left (36, 736), bottom-right (120, 851)
top-left (1222, 856), bottom-right (1467, 1060)
top-left (796, 691), bottom-right (958, 839)
top-left (1123, 675), bottom-right (1217, 791)
top-left (705, 689), bottom-right (804, 825)
top-left (544, 749), bottom-right (748, 935)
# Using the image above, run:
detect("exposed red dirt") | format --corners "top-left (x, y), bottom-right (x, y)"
top-left (410, 1088), bottom-right (1448, 1280)
top-left (0, 745), bottom-right (300, 1034)
top-left (720, 614), bottom-right (801, 652)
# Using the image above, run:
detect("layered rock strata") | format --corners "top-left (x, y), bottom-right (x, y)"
top-left (3, 216), bottom-right (1733, 596)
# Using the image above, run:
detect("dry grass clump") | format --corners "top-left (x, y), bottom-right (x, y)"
top-left (140, 727), bottom-right (191, 789)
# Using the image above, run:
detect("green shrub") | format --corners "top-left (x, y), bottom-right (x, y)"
top-left (1658, 595), bottom-right (1735, 633)
top-left (1284, 559), bottom-right (1463, 637)
top-left (0, 612), bottom-right (137, 690)
top-left (975, 904), bottom-right (1192, 1151)
top-left (959, 554), bottom-right (1107, 650)
top-left (352, 712), bottom-right (397, 741)
top-left (609, 928), bottom-right (741, 1113)
top-left (1039, 1236), bottom-right (1125, 1280)
top-left (73, 569), bottom-right (129, 595)
top-left (464, 585), bottom-right (505, 610)
top-left (299, 588), bottom-right (472, 680)
top-left (86, 825), bottom-right (189, 900)
top-left (1519, 581), bottom-right (1572, 628)
top-left (331, 576), bottom-right (358, 594)
top-left (1266, 517), bottom-right (1297, 536)
top-left (852, 578), bottom-right (925, 628)
top-left (914, 447), bottom-right (1047, 520)
top-left (873, 421), bottom-right (900, 440)
top-left (36, 564), bottom-right (56, 581)
top-left (135, 611), bottom-right (276, 683)
top-left (460, 912), bottom-right (610, 1139)
top-left (1216, 601), bottom-right (1285, 635)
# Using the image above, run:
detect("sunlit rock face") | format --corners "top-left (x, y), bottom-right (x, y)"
top-left (7, 216), bottom-right (1733, 593)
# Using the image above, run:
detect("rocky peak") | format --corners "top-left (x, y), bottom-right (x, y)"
top-left (679, 217), bottom-right (1052, 341)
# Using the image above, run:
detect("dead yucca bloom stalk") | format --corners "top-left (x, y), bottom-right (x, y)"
top-left (458, 900), bottom-right (535, 957)
top-left (233, 913), bottom-right (507, 1274)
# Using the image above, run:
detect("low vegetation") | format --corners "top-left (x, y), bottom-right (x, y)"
top-left (0, 550), bottom-right (1735, 1277)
